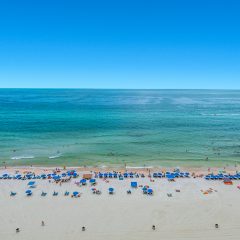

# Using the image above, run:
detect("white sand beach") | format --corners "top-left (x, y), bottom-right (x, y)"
top-left (1, 167), bottom-right (240, 240)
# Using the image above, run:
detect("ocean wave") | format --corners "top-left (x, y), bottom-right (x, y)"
top-left (201, 113), bottom-right (240, 116)
top-left (48, 154), bottom-right (62, 159)
top-left (11, 156), bottom-right (35, 160)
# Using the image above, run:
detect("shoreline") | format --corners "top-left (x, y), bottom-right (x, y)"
top-left (1, 164), bottom-right (239, 175)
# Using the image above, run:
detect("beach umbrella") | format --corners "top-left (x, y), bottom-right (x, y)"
top-left (147, 188), bottom-right (153, 194)
top-left (28, 181), bottom-right (36, 186)
top-left (104, 173), bottom-right (108, 178)
top-left (123, 173), bottom-right (128, 178)
top-left (73, 191), bottom-right (79, 196)
top-left (158, 173), bottom-right (162, 177)
top-left (80, 179), bottom-right (87, 184)
top-left (53, 175), bottom-right (61, 180)
top-left (109, 187), bottom-right (114, 192)
top-left (2, 173), bottom-right (9, 179)
top-left (73, 172), bottom-right (78, 177)
top-left (153, 173), bottom-right (158, 178)
top-left (131, 182), bottom-right (137, 188)
top-left (167, 174), bottom-right (175, 180)
top-left (142, 186), bottom-right (147, 191)
top-left (90, 179), bottom-right (96, 183)
top-left (25, 190), bottom-right (32, 194)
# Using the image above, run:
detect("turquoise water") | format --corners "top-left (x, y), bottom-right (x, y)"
top-left (0, 89), bottom-right (240, 167)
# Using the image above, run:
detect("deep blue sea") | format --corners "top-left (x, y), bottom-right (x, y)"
top-left (0, 89), bottom-right (240, 167)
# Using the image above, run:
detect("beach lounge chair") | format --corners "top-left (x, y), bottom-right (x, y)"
top-left (64, 191), bottom-right (70, 196)
top-left (10, 191), bottom-right (17, 196)
top-left (53, 191), bottom-right (58, 196)
top-left (25, 190), bottom-right (32, 196)
top-left (41, 191), bottom-right (47, 196)
top-left (127, 190), bottom-right (131, 194)
top-left (167, 193), bottom-right (172, 197)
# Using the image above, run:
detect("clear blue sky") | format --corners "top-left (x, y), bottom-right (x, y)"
top-left (0, 0), bottom-right (239, 89)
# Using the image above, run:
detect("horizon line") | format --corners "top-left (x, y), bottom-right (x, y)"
top-left (0, 87), bottom-right (239, 91)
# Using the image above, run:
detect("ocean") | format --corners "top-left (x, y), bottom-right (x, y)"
top-left (0, 89), bottom-right (240, 167)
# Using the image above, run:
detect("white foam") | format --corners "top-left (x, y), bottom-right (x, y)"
top-left (11, 156), bottom-right (35, 160)
top-left (48, 154), bottom-right (62, 159)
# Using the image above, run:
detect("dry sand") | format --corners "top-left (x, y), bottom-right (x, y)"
top-left (0, 167), bottom-right (240, 240)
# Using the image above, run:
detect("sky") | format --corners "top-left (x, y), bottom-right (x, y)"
top-left (0, 0), bottom-right (239, 89)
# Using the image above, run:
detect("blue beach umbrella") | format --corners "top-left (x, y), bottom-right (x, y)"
top-left (131, 182), bottom-right (137, 188)
top-left (90, 179), bottom-right (96, 183)
top-left (147, 188), bottom-right (153, 194)
top-left (73, 191), bottom-right (79, 196)
top-left (53, 175), bottom-right (61, 180)
top-left (109, 187), bottom-right (114, 192)
top-left (80, 179), bottom-right (87, 184)
top-left (25, 190), bottom-right (32, 194)
top-left (123, 173), bottom-right (128, 178)
top-left (73, 172), bottom-right (78, 177)
top-left (28, 181), bottom-right (35, 186)
top-left (153, 173), bottom-right (158, 178)
top-left (104, 173), bottom-right (108, 178)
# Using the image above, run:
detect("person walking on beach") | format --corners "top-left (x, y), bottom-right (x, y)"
top-left (152, 225), bottom-right (155, 230)
top-left (41, 221), bottom-right (45, 226)
top-left (82, 226), bottom-right (86, 231)
top-left (16, 228), bottom-right (20, 233)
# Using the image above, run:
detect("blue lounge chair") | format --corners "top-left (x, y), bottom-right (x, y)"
top-left (10, 191), bottom-right (17, 196)
top-left (25, 190), bottom-right (32, 196)
top-left (64, 191), bottom-right (70, 196)
top-left (53, 191), bottom-right (58, 196)
top-left (41, 191), bottom-right (47, 196)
